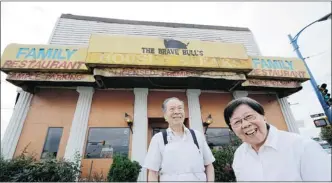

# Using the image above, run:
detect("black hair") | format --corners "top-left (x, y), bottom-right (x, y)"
top-left (224, 97), bottom-right (265, 130)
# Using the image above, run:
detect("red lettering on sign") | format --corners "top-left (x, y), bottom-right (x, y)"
top-left (66, 62), bottom-right (76, 69)
top-left (283, 70), bottom-right (289, 77)
top-left (12, 61), bottom-right (19, 68)
top-left (50, 61), bottom-right (60, 69)
top-left (3, 60), bottom-right (13, 68)
top-left (19, 61), bottom-right (27, 68)
top-left (33, 61), bottom-right (42, 69)
top-left (57, 61), bottom-right (67, 69)
top-left (8, 73), bottom-right (88, 81)
top-left (28, 61), bottom-right (36, 68)
top-left (41, 61), bottom-right (51, 69)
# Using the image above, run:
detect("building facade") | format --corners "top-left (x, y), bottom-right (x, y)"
top-left (1, 14), bottom-right (309, 181)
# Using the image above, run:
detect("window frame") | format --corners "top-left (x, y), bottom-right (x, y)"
top-left (152, 127), bottom-right (167, 137)
top-left (84, 127), bottom-right (130, 159)
top-left (40, 127), bottom-right (64, 159)
top-left (205, 127), bottom-right (238, 149)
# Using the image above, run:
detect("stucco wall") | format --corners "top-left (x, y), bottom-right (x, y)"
top-left (14, 88), bottom-right (78, 159)
top-left (80, 90), bottom-right (134, 178)
top-left (14, 89), bottom-right (289, 179)
top-left (248, 94), bottom-right (288, 131)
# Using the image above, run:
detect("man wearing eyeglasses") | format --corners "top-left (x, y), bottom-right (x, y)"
top-left (223, 97), bottom-right (331, 181)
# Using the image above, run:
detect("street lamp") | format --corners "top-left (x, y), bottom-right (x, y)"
top-left (288, 12), bottom-right (332, 125)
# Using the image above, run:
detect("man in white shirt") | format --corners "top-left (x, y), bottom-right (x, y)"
top-left (223, 97), bottom-right (331, 181)
top-left (143, 97), bottom-right (215, 181)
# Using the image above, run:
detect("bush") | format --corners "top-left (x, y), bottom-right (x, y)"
top-left (79, 171), bottom-right (106, 182)
top-left (107, 154), bottom-right (142, 182)
top-left (320, 125), bottom-right (332, 145)
top-left (0, 152), bottom-right (81, 182)
top-left (212, 139), bottom-right (241, 182)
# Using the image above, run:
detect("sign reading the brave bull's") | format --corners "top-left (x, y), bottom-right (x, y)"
top-left (1, 44), bottom-right (88, 72)
top-left (86, 34), bottom-right (251, 70)
top-left (248, 56), bottom-right (310, 81)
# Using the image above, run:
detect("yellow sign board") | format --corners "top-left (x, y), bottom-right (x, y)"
top-left (1, 44), bottom-right (89, 72)
top-left (86, 34), bottom-right (251, 70)
top-left (247, 56), bottom-right (310, 81)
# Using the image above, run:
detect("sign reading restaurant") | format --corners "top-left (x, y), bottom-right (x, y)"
top-left (1, 44), bottom-right (89, 72)
top-left (248, 56), bottom-right (310, 80)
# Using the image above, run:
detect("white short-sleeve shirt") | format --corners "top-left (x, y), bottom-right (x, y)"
top-left (232, 124), bottom-right (332, 181)
top-left (143, 126), bottom-right (215, 172)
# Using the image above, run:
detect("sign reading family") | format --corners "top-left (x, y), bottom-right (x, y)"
top-left (0, 44), bottom-right (89, 72)
top-left (86, 34), bottom-right (251, 70)
top-left (248, 56), bottom-right (310, 81)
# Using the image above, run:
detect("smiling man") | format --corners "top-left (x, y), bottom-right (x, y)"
top-left (143, 97), bottom-right (215, 181)
top-left (223, 97), bottom-right (331, 181)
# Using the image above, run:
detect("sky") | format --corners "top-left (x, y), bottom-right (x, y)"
top-left (1, 2), bottom-right (331, 139)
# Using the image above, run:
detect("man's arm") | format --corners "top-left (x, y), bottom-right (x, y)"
top-left (148, 170), bottom-right (159, 182)
top-left (143, 134), bottom-right (162, 181)
top-left (205, 163), bottom-right (215, 181)
top-left (300, 139), bottom-right (331, 181)
top-left (199, 131), bottom-right (216, 181)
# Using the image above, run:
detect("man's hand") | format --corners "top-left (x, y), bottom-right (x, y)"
top-left (148, 169), bottom-right (159, 182)
top-left (205, 163), bottom-right (215, 181)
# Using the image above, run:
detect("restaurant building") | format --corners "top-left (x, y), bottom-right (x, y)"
top-left (1, 14), bottom-right (309, 181)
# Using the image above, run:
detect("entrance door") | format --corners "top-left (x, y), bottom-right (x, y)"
top-left (147, 118), bottom-right (189, 146)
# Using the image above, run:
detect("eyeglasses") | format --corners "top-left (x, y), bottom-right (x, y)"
top-left (168, 106), bottom-right (184, 113)
top-left (230, 114), bottom-right (256, 128)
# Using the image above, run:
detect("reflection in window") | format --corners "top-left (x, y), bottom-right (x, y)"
top-left (205, 128), bottom-right (239, 150)
top-left (152, 128), bottom-right (167, 137)
top-left (85, 128), bottom-right (130, 159)
top-left (41, 127), bottom-right (63, 159)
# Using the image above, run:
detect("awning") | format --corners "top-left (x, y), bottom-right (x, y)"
top-left (241, 79), bottom-right (302, 89)
top-left (94, 68), bottom-right (247, 80)
top-left (6, 72), bottom-right (95, 82)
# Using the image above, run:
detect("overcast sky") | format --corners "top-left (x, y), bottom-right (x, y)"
top-left (1, 2), bottom-right (331, 139)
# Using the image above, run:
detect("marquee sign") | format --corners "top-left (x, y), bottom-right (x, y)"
top-left (86, 34), bottom-right (252, 71)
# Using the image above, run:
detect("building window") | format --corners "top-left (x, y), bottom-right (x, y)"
top-left (205, 128), bottom-right (239, 150)
top-left (152, 128), bottom-right (167, 137)
top-left (85, 128), bottom-right (130, 159)
top-left (41, 127), bottom-right (63, 159)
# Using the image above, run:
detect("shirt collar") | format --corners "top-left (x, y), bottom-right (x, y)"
top-left (167, 125), bottom-right (190, 135)
top-left (245, 124), bottom-right (279, 152)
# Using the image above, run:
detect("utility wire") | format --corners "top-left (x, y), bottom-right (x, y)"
top-left (304, 50), bottom-right (329, 60)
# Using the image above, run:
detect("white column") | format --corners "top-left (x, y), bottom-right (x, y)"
top-left (64, 87), bottom-right (94, 162)
top-left (277, 96), bottom-right (300, 134)
top-left (186, 89), bottom-right (203, 133)
top-left (131, 88), bottom-right (149, 181)
top-left (1, 88), bottom-right (33, 159)
top-left (232, 90), bottom-right (248, 99)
